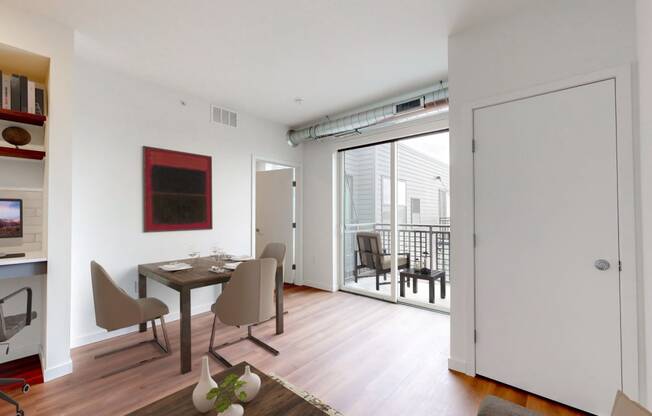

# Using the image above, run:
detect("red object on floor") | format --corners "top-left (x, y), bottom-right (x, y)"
top-left (0, 355), bottom-right (43, 392)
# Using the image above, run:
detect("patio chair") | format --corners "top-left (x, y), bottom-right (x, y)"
top-left (0, 287), bottom-right (37, 416)
top-left (354, 232), bottom-right (410, 290)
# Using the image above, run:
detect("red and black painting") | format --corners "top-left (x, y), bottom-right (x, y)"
top-left (143, 147), bottom-right (212, 232)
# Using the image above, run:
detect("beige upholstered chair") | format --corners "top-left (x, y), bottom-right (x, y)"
top-left (259, 242), bottom-right (287, 331)
top-left (260, 242), bottom-right (286, 271)
top-left (208, 258), bottom-right (279, 367)
top-left (355, 232), bottom-right (410, 290)
top-left (90, 261), bottom-right (171, 376)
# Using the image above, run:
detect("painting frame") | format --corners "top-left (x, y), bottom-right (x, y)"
top-left (143, 146), bottom-right (212, 232)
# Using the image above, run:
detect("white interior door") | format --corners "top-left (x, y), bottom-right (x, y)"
top-left (474, 80), bottom-right (621, 415)
top-left (256, 169), bottom-right (294, 282)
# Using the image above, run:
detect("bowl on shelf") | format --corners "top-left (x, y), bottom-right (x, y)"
top-left (2, 126), bottom-right (31, 148)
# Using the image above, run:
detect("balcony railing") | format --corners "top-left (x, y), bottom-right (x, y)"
top-left (343, 223), bottom-right (450, 281)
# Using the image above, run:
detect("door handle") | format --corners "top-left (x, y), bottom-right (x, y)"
top-left (594, 259), bottom-right (610, 271)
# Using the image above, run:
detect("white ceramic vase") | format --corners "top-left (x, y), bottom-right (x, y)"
top-left (236, 365), bottom-right (261, 403)
top-left (192, 356), bottom-right (218, 413)
top-left (218, 403), bottom-right (244, 416)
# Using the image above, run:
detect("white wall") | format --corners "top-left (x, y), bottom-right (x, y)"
top-left (0, 5), bottom-right (74, 381)
top-left (70, 55), bottom-right (301, 346)
top-left (448, 0), bottom-right (639, 398)
top-left (637, 0), bottom-right (652, 406)
top-left (301, 116), bottom-right (448, 292)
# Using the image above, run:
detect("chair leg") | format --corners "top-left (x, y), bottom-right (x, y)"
top-left (208, 313), bottom-right (233, 368)
top-left (0, 389), bottom-right (22, 415)
top-left (154, 316), bottom-right (171, 354)
top-left (208, 316), bottom-right (279, 368)
top-left (376, 273), bottom-right (380, 291)
top-left (0, 378), bottom-right (25, 385)
top-left (95, 316), bottom-right (171, 378)
top-left (247, 326), bottom-right (279, 356)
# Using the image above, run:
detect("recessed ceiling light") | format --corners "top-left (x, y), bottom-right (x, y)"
top-left (294, 97), bottom-right (304, 105)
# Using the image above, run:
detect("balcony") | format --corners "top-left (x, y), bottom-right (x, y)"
top-left (342, 222), bottom-right (450, 310)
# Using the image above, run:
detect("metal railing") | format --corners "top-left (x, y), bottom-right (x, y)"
top-left (343, 223), bottom-right (450, 281)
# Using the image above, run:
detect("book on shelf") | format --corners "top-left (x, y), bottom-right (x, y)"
top-left (19, 75), bottom-right (27, 113)
top-left (10, 74), bottom-right (20, 111)
top-left (0, 72), bottom-right (46, 117)
top-left (27, 81), bottom-right (35, 114)
top-left (1, 72), bottom-right (9, 110)
top-left (35, 87), bottom-right (44, 116)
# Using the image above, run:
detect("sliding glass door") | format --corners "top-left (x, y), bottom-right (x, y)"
top-left (396, 133), bottom-right (450, 310)
top-left (339, 130), bottom-right (450, 311)
top-left (341, 142), bottom-right (393, 299)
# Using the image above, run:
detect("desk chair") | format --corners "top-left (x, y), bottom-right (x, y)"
top-left (208, 258), bottom-right (279, 367)
top-left (0, 287), bottom-right (36, 416)
top-left (90, 261), bottom-right (171, 378)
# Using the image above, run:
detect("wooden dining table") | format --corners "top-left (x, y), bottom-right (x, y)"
top-left (138, 256), bottom-right (284, 374)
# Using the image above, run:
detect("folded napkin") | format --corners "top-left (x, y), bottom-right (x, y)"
top-left (224, 262), bottom-right (242, 270)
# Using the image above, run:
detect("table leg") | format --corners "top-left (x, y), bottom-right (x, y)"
top-left (429, 279), bottom-right (435, 304)
top-left (180, 288), bottom-right (191, 374)
top-left (400, 274), bottom-right (405, 297)
top-left (441, 273), bottom-right (446, 299)
top-left (138, 274), bottom-right (147, 333)
top-left (413, 277), bottom-right (418, 294)
top-left (275, 267), bottom-right (284, 335)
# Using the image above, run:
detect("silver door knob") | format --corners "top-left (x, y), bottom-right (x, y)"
top-left (594, 259), bottom-right (610, 271)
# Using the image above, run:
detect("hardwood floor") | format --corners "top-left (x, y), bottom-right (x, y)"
top-left (4, 286), bottom-right (586, 415)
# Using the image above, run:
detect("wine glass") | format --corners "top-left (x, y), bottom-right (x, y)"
top-left (209, 246), bottom-right (219, 260)
top-left (188, 245), bottom-right (200, 265)
top-left (215, 248), bottom-right (226, 271)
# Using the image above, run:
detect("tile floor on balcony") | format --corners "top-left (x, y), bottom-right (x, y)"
top-left (343, 274), bottom-right (451, 311)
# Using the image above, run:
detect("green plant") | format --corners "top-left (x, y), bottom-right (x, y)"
top-left (206, 374), bottom-right (247, 413)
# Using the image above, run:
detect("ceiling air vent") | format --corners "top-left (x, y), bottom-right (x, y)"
top-left (211, 105), bottom-right (238, 128)
top-left (394, 97), bottom-right (424, 114)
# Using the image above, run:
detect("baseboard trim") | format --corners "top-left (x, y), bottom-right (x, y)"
top-left (448, 357), bottom-right (467, 373)
top-left (71, 302), bottom-right (214, 348)
top-left (302, 280), bottom-right (336, 292)
top-left (43, 358), bottom-right (73, 382)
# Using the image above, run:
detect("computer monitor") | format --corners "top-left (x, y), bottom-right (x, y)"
top-left (0, 199), bottom-right (23, 239)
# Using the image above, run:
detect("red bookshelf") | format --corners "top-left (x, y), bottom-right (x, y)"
top-left (0, 108), bottom-right (46, 126)
top-left (0, 146), bottom-right (45, 160)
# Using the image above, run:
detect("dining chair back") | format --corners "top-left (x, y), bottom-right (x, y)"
top-left (209, 258), bottom-right (279, 366)
top-left (90, 261), bottom-right (171, 377)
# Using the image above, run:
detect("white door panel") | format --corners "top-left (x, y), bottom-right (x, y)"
top-left (256, 169), bottom-right (294, 282)
top-left (474, 80), bottom-right (620, 415)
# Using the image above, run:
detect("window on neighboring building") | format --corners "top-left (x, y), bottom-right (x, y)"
top-left (344, 174), bottom-right (355, 223)
top-left (411, 198), bottom-right (421, 224)
top-left (381, 176), bottom-right (407, 223)
top-left (438, 188), bottom-right (450, 224)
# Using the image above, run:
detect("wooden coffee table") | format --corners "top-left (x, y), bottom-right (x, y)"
top-left (399, 268), bottom-right (446, 303)
top-left (127, 361), bottom-right (330, 415)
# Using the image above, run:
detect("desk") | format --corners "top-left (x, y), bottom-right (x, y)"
top-left (138, 257), bottom-right (284, 374)
top-left (0, 256), bottom-right (47, 279)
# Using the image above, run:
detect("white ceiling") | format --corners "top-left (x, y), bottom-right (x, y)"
top-left (4, 0), bottom-right (532, 126)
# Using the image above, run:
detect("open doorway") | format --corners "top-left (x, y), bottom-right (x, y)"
top-left (254, 159), bottom-right (297, 283)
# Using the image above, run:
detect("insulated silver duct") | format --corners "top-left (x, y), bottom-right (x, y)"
top-left (287, 81), bottom-right (448, 146)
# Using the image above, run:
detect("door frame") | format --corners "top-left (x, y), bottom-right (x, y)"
top-left (335, 118), bottom-right (450, 307)
top-left (251, 155), bottom-right (303, 285)
top-left (464, 66), bottom-right (638, 398)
